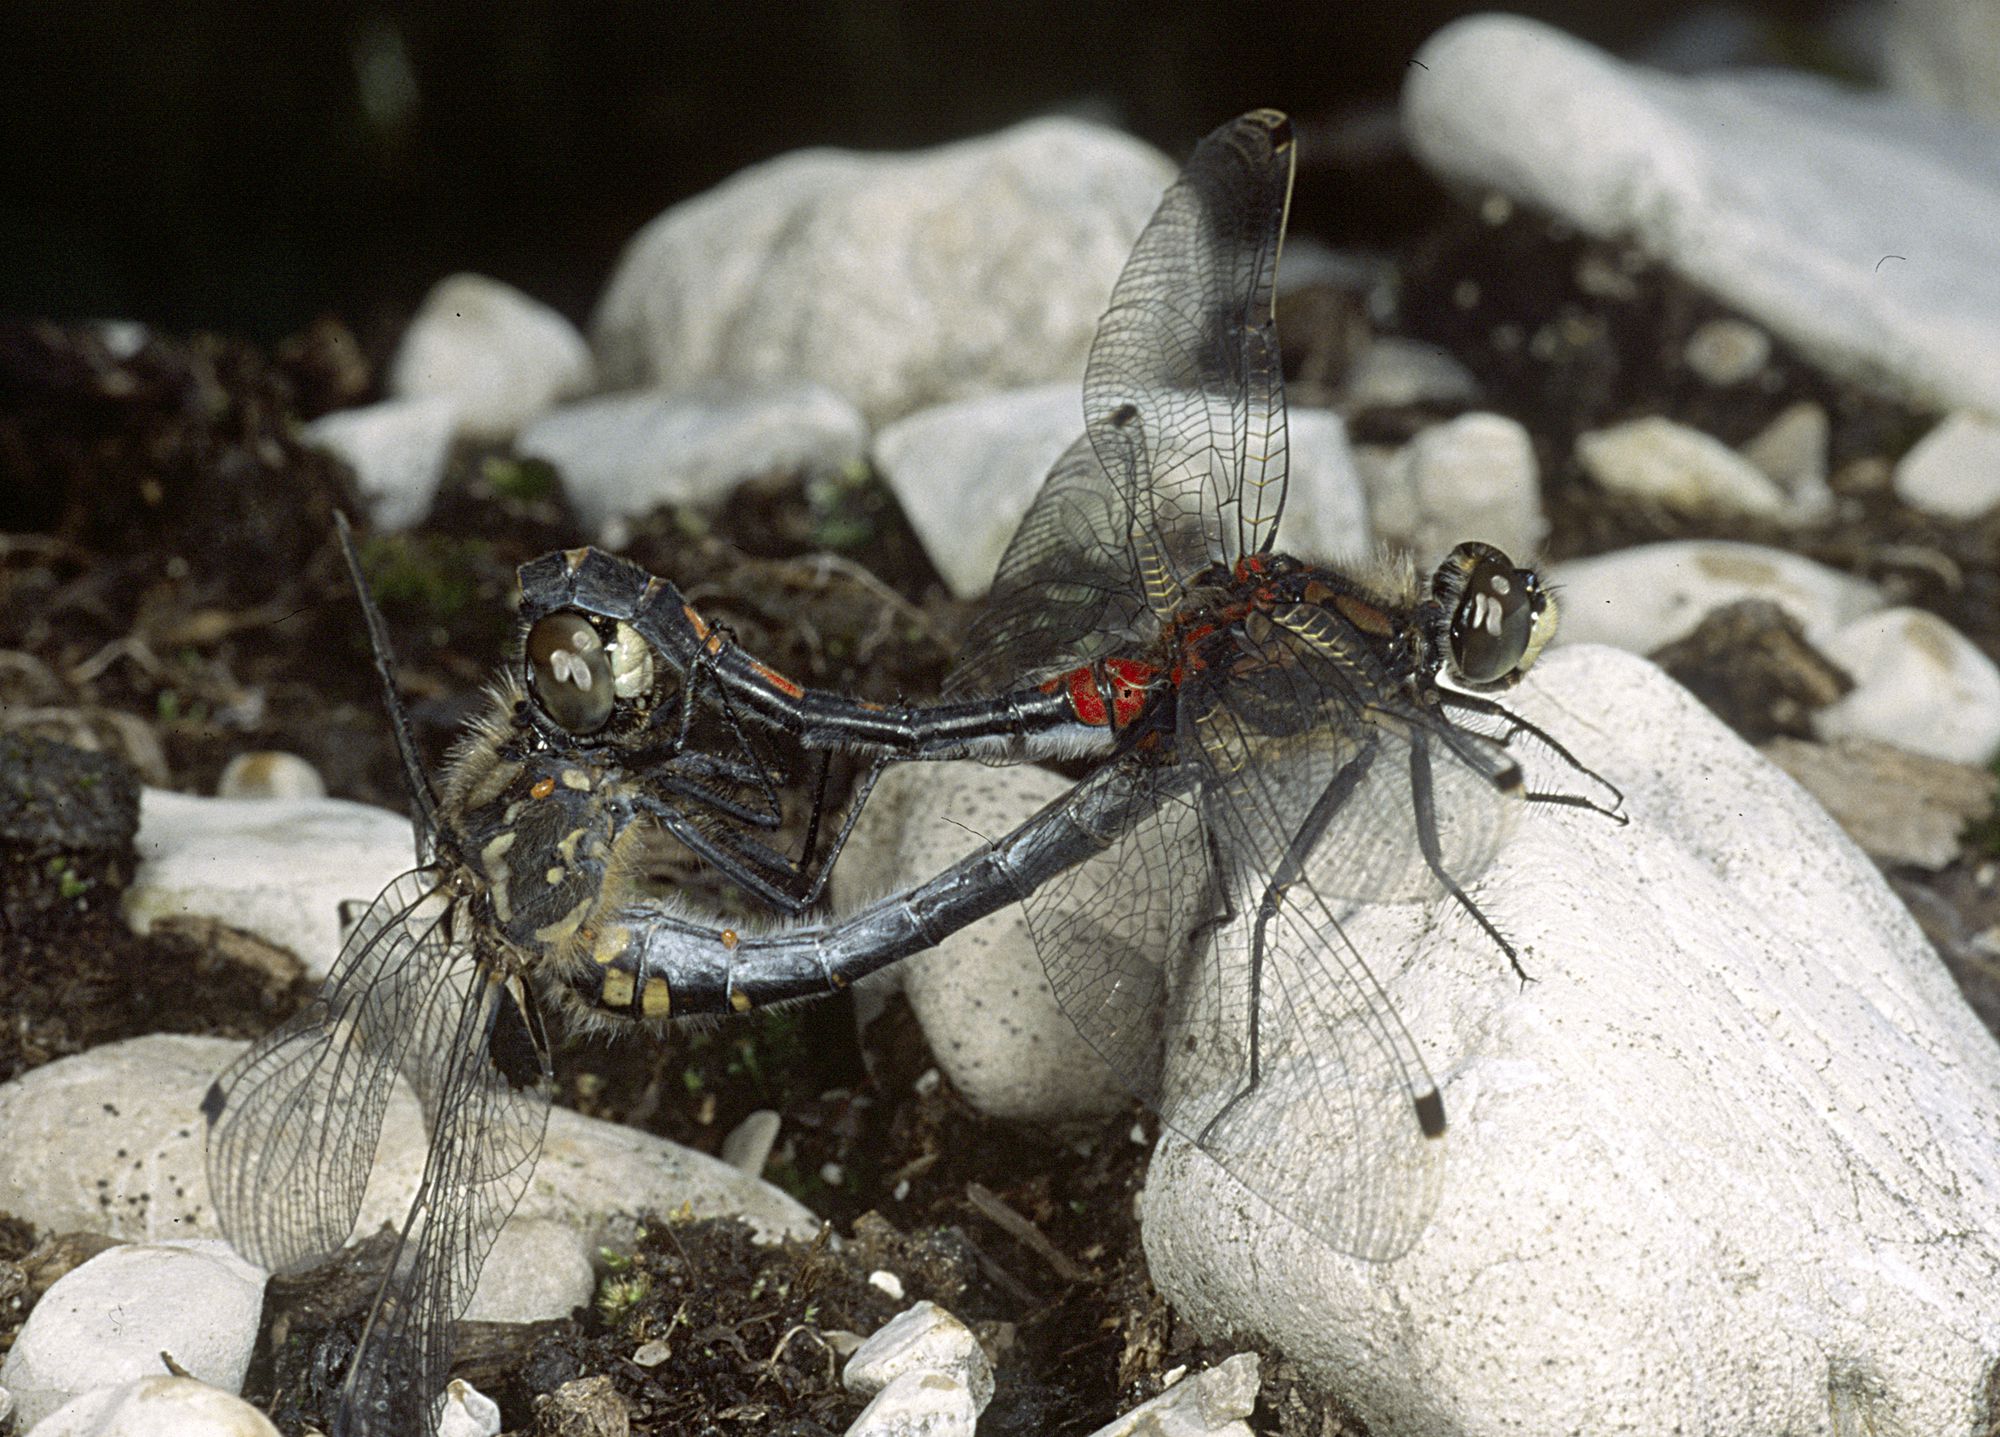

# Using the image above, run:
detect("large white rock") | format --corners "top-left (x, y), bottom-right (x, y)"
top-left (871, 384), bottom-right (1085, 599)
top-left (388, 272), bottom-right (593, 440)
top-left (1, 1241), bottom-right (263, 1430)
top-left (25, 1376), bottom-right (279, 1437)
top-left (123, 790), bottom-right (413, 982)
top-left (1815, 606), bottom-right (2000, 766)
top-left (1405, 14), bottom-right (2000, 415)
top-left (517, 382), bottom-right (868, 541)
top-left (303, 395), bottom-right (458, 532)
top-left (1139, 646), bottom-right (2000, 1436)
top-left (833, 764), bottom-right (1127, 1123)
top-left (592, 118), bottom-right (1175, 425)
top-left (0, 1034), bottom-right (820, 1291)
top-left (1546, 540), bottom-right (1882, 654)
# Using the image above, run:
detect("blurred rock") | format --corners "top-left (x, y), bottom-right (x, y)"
top-left (1764, 736), bottom-right (1995, 870)
top-left (24, 1375), bottom-right (279, 1437)
top-left (304, 395), bottom-right (457, 531)
top-left (1577, 416), bottom-right (1794, 521)
top-left (215, 752), bottom-right (326, 802)
top-left (1362, 412), bottom-right (1544, 565)
top-left (593, 118), bottom-right (1175, 425)
top-left (1647, 599), bottom-right (1850, 742)
top-left (1893, 411), bottom-right (2000, 521)
top-left (1406, 14), bottom-right (2000, 415)
top-left (1682, 317), bottom-right (1771, 387)
top-left (1815, 606), bottom-right (2000, 765)
top-left (517, 382), bottom-right (866, 542)
top-left (388, 273), bottom-right (593, 440)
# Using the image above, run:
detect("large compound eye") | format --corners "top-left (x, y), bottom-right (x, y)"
top-left (1440, 543), bottom-right (1554, 686)
top-left (526, 613), bottom-right (614, 734)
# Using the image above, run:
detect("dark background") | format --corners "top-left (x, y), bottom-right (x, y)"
top-left (2, 2), bottom-right (1853, 343)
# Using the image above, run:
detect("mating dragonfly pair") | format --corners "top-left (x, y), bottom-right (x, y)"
top-left (204, 110), bottom-right (1622, 1435)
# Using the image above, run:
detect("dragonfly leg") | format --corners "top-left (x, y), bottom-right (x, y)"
top-left (1197, 746), bottom-right (1374, 1147)
top-left (1442, 690), bottom-right (1626, 821)
top-left (1408, 729), bottom-right (1531, 985)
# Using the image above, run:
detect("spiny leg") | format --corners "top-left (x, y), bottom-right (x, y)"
top-left (1408, 729), bottom-right (1530, 985)
top-left (1197, 745), bottom-right (1374, 1147)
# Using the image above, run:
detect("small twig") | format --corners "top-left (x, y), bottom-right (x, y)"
top-left (965, 1181), bottom-right (1091, 1284)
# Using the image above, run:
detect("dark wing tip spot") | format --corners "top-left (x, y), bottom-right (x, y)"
top-left (1108, 402), bottom-right (1139, 427)
top-left (199, 1080), bottom-right (226, 1125)
top-left (1415, 1088), bottom-right (1447, 1138)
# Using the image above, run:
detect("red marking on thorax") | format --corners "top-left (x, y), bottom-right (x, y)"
top-left (1062, 658), bottom-right (1157, 728)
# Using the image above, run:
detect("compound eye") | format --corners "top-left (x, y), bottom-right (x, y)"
top-left (1446, 548), bottom-right (1543, 686)
top-left (526, 613), bottom-right (614, 734)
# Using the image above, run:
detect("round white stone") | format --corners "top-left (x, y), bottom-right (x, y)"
top-left (388, 272), bottom-right (593, 440)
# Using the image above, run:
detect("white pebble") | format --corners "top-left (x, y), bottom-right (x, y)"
top-left (1893, 411), bottom-right (2000, 521)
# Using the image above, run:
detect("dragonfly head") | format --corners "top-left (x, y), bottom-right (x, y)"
top-left (524, 612), bottom-right (655, 738)
top-left (1429, 542), bottom-right (1557, 690)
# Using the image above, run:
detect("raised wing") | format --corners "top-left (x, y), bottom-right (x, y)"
top-left (949, 110), bottom-right (1296, 694)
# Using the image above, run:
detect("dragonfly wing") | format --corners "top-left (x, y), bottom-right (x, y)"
top-left (1083, 109), bottom-right (1294, 600)
top-left (949, 110), bottom-right (1297, 693)
top-left (334, 962), bottom-right (552, 1437)
top-left (203, 869), bottom-right (455, 1274)
top-left (947, 430), bottom-right (1159, 696)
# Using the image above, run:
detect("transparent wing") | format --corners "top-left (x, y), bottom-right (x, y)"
top-left (949, 110), bottom-right (1296, 693)
top-left (1083, 108), bottom-right (1294, 603)
top-left (945, 432), bottom-right (1159, 696)
top-left (203, 869), bottom-right (457, 1273)
top-left (336, 963), bottom-right (552, 1437)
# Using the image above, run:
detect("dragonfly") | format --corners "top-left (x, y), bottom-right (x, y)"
top-left (202, 109), bottom-right (1621, 1434)
top-left (524, 109), bottom-right (1624, 1262)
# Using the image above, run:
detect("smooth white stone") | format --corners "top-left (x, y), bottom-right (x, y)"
top-left (1546, 539), bottom-right (1882, 653)
top-left (1739, 400), bottom-right (1833, 522)
top-left (1141, 646), bottom-right (2000, 1436)
top-left (1815, 606), bottom-right (2000, 766)
top-left (214, 752), bottom-right (326, 802)
top-left (517, 381), bottom-right (868, 540)
top-left (1364, 412), bottom-right (1545, 566)
top-left (840, 1370), bottom-right (978, 1437)
top-left (843, 1301), bottom-right (994, 1413)
top-left (388, 272), bottom-right (593, 440)
top-left (303, 395), bottom-right (458, 532)
top-left (593, 118), bottom-right (1175, 425)
top-left (719, 1108), bottom-right (782, 1179)
top-left (1081, 1353), bottom-right (1259, 1437)
top-left (25, 1376), bottom-right (279, 1437)
top-left (435, 1379), bottom-right (501, 1437)
top-left (1577, 415), bottom-right (1794, 520)
top-left (123, 790), bottom-right (413, 982)
top-left (1682, 317), bottom-right (1771, 387)
top-left (871, 384), bottom-right (1083, 599)
top-left (1406, 14), bottom-right (2000, 415)
top-left (0, 1034), bottom-right (820, 1291)
top-left (1893, 411), bottom-right (2000, 521)
top-left (1, 1241), bottom-right (263, 1430)
top-left (832, 764), bottom-right (1126, 1123)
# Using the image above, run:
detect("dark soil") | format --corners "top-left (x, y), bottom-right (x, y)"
top-left (1, 177), bottom-right (1997, 1436)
